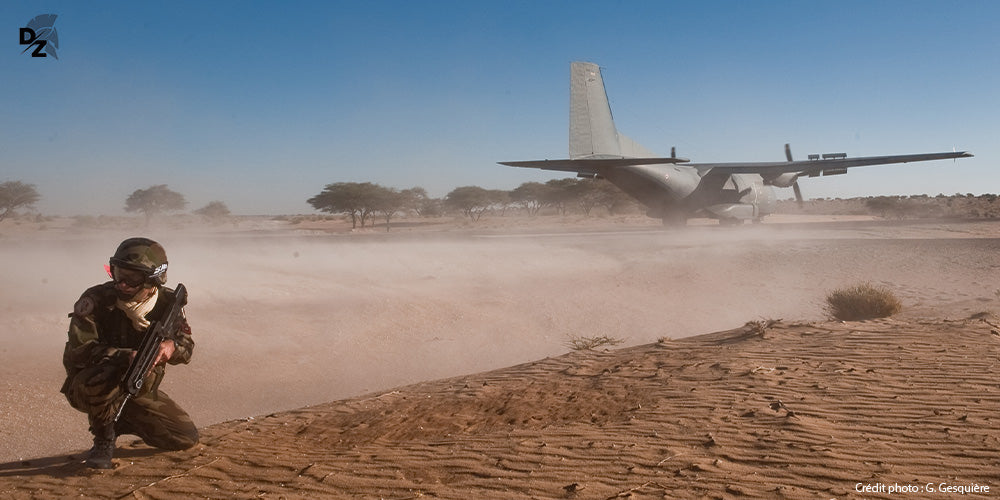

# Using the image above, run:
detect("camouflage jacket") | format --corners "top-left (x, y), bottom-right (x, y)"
top-left (60, 282), bottom-right (194, 397)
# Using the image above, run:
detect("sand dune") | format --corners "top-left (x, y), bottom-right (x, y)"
top-left (3, 318), bottom-right (998, 499)
top-left (1, 217), bottom-right (999, 498)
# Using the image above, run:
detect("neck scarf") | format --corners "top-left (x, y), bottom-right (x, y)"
top-left (116, 287), bottom-right (159, 331)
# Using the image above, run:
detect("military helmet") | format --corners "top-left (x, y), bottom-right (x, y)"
top-left (109, 237), bottom-right (168, 286)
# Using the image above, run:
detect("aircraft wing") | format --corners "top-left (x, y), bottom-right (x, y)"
top-left (686, 151), bottom-right (973, 176)
top-left (498, 157), bottom-right (689, 175)
top-left (500, 151), bottom-right (971, 176)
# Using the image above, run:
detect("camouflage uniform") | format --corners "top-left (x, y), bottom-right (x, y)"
top-left (62, 240), bottom-right (199, 466)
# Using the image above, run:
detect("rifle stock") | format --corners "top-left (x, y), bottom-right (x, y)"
top-left (112, 283), bottom-right (188, 422)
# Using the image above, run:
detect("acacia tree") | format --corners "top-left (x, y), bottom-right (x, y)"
top-left (308, 182), bottom-right (383, 228)
top-left (445, 186), bottom-right (493, 221)
top-left (510, 182), bottom-right (550, 215)
top-left (0, 181), bottom-right (41, 222)
top-left (372, 185), bottom-right (407, 232)
top-left (193, 201), bottom-right (232, 223)
top-left (399, 187), bottom-right (430, 215)
top-left (543, 178), bottom-right (581, 215)
top-left (574, 178), bottom-right (629, 216)
top-left (489, 189), bottom-right (512, 216)
top-left (573, 179), bottom-right (602, 215)
top-left (125, 184), bottom-right (187, 225)
top-left (593, 179), bottom-right (634, 215)
top-left (416, 196), bottom-right (444, 217)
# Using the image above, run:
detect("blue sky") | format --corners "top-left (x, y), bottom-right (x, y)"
top-left (2, 1), bottom-right (997, 215)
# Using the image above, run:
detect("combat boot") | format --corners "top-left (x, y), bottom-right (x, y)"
top-left (85, 424), bottom-right (116, 469)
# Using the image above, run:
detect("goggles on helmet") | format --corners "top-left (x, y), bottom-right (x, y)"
top-left (112, 266), bottom-right (148, 288)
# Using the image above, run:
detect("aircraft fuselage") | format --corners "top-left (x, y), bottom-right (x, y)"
top-left (604, 164), bottom-right (776, 222)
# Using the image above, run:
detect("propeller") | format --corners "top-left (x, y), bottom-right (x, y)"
top-left (792, 182), bottom-right (803, 207)
top-left (784, 143), bottom-right (804, 208)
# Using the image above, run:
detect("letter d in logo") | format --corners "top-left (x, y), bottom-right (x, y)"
top-left (20, 27), bottom-right (37, 45)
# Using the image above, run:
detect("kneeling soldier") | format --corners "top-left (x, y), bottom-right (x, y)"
top-left (61, 237), bottom-right (199, 469)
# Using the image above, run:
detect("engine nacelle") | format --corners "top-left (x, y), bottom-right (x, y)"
top-left (764, 172), bottom-right (799, 188)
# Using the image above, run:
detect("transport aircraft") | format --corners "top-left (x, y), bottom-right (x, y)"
top-left (500, 62), bottom-right (973, 225)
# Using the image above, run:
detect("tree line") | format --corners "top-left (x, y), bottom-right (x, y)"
top-left (0, 178), bottom-right (634, 230)
top-left (306, 178), bottom-right (637, 230)
top-left (0, 181), bottom-right (230, 225)
top-left (6, 177), bottom-right (1000, 229)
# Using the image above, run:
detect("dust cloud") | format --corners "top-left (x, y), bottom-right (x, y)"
top-left (2, 219), bottom-right (998, 462)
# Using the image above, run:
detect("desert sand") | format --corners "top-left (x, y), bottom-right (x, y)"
top-left (1, 215), bottom-right (998, 499)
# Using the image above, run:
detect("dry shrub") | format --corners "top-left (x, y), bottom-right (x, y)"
top-left (743, 318), bottom-right (780, 338)
top-left (565, 335), bottom-right (625, 351)
top-left (825, 282), bottom-right (902, 321)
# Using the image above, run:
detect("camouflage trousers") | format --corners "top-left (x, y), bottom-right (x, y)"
top-left (62, 360), bottom-right (199, 451)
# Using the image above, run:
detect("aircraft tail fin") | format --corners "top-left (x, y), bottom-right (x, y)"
top-left (569, 62), bottom-right (656, 159)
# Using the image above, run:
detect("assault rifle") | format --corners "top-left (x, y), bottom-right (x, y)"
top-left (112, 283), bottom-right (188, 422)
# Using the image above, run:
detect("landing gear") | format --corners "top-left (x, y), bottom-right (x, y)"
top-left (718, 218), bottom-right (744, 226)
